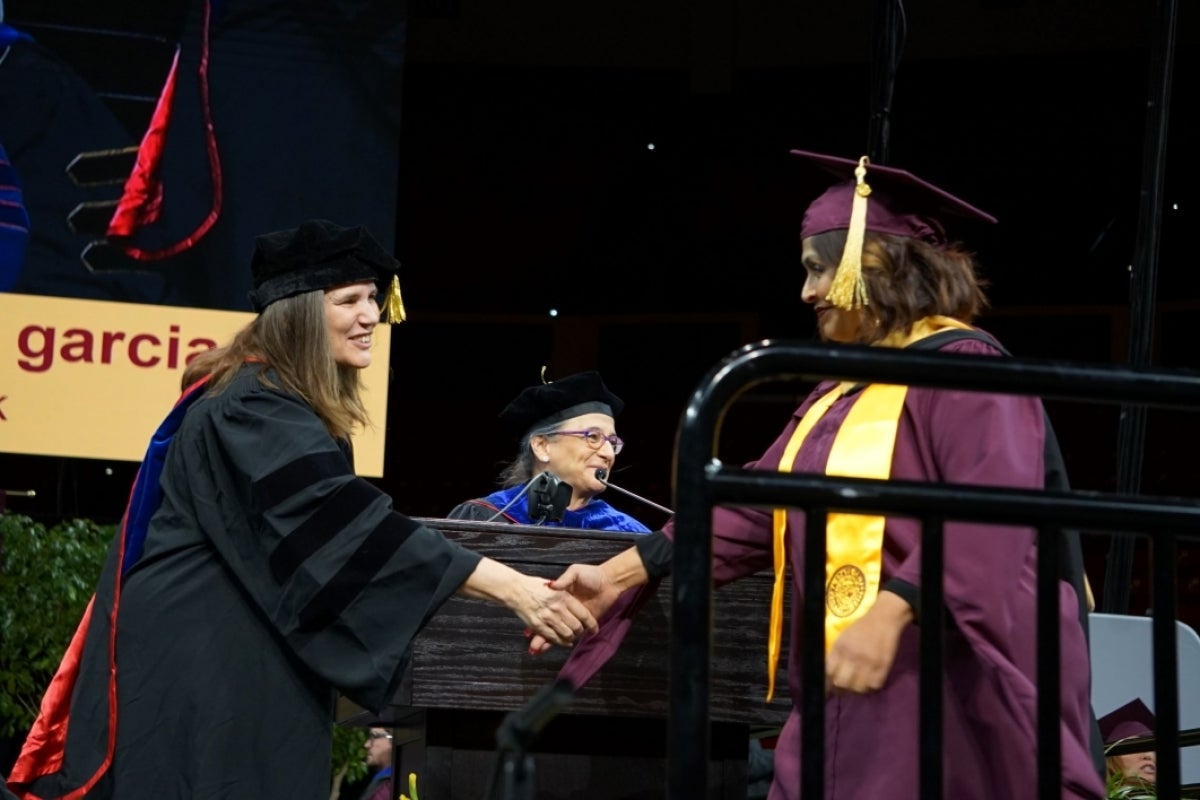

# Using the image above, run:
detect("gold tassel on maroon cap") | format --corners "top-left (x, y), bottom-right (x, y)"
top-left (827, 156), bottom-right (872, 310)
top-left (382, 274), bottom-right (407, 323)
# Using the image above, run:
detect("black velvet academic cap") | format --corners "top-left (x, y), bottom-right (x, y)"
top-left (248, 219), bottom-right (401, 312)
top-left (499, 371), bottom-right (624, 439)
top-left (1098, 698), bottom-right (1156, 744)
top-left (791, 149), bottom-right (997, 246)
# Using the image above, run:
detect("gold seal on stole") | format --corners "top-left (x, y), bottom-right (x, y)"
top-left (825, 565), bottom-right (867, 617)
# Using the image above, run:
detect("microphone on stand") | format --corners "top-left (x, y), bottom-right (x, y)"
top-left (594, 469), bottom-right (674, 516)
top-left (495, 678), bottom-right (575, 753)
top-left (528, 473), bottom-right (572, 524)
top-left (487, 471), bottom-right (572, 524)
top-left (487, 679), bottom-right (575, 800)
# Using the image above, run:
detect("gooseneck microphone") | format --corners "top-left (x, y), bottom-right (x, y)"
top-left (486, 679), bottom-right (576, 800)
top-left (495, 678), bottom-right (575, 753)
top-left (594, 468), bottom-right (674, 516)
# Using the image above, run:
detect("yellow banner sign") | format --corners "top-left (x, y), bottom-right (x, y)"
top-left (0, 293), bottom-right (390, 477)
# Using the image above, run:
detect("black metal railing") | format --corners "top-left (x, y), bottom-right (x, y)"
top-left (669, 339), bottom-right (1200, 800)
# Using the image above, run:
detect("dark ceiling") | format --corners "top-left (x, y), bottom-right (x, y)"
top-left (388, 0), bottom-right (1193, 325)
top-left (7, 0), bottom-right (1191, 323)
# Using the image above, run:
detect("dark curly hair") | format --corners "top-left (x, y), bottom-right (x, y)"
top-left (808, 229), bottom-right (990, 344)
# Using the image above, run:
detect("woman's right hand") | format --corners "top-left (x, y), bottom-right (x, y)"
top-left (458, 557), bottom-right (597, 647)
top-left (550, 564), bottom-right (623, 620)
top-left (507, 571), bottom-right (599, 647)
top-left (526, 563), bottom-right (622, 654)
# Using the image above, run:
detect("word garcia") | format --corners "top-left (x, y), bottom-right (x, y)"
top-left (16, 324), bottom-right (219, 373)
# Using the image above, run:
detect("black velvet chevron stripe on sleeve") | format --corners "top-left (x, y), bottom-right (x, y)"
top-left (296, 513), bottom-right (428, 633)
top-left (255, 449), bottom-right (352, 507)
top-left (267, 478), bottom-right (383, 584)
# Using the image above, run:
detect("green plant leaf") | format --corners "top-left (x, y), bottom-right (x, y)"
top-left (331, 724), bottom-right (370, 787)
top-left (1, 512), bottom-right (371, 787)
top-left (0, 513), bottom-right (112, 738)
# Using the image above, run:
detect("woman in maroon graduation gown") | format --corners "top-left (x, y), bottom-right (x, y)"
top-left (1099, 698), bottom-right (1157, 794)
top-left (539, 152), bottom-right (1106, 799)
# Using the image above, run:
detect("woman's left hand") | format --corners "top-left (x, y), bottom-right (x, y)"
top-left (825, 590), bottom-right (913, 694)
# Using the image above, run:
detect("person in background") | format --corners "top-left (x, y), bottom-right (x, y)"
top-left (1099, 698), bottom-right (1156, 796)
top-left (446, 370), bottom-right (652, 532)
top-left (356, 728), bottom-right (394, 800)
top-left (535, 151), bottom-right (1105, 799)
top-left (5, 219), bottom-right (595, 800)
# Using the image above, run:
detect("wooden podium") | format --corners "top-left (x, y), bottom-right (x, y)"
top-left (338, 518), bottom-right (790, 799)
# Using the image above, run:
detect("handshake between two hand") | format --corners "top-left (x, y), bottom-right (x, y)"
top-left (523, 562), bottom-right (621, 654)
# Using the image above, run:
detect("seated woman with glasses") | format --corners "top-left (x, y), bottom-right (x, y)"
top-left (446, 370), bottom-right (652, 532)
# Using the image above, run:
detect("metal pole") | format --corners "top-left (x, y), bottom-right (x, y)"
top-left (867, 0), bottom-right (903, 163)
top-left (1101, 0), bottom-right (1177, 613)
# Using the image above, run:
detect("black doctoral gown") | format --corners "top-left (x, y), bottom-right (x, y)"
top-left (10, 366), bottom-right (481, 799)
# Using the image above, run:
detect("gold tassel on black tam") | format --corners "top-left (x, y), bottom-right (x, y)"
top-left (382, 274), bottom-right (407, 323)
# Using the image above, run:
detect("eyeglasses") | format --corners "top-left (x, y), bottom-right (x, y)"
top-left (367, 731), bottom-right (393, 741)
top-left (546, 428), bottom-right (624, 454)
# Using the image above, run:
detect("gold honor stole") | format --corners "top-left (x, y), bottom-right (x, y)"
top-left (765, 316), bottom-right (971, 701)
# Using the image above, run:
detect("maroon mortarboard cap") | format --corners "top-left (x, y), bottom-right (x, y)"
top-left (1098, 698), bottom-right (1156, 744)
top-left (792, 150), bottom-right (997, 246)
top-left (499, 370), bottom-right (624, 439)
top-left (248, 219), bottom-right (405, 320)
top-left (788, 150), bottom-right (997, 310)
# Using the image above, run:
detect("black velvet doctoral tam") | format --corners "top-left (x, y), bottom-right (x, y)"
top-left (499, 371), bottom-right (624, 439)
top-left (248, 218), bottom-right (399, 311)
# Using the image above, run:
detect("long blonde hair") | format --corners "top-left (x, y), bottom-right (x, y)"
top-left (181, 290), bottom-right (370, 440)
